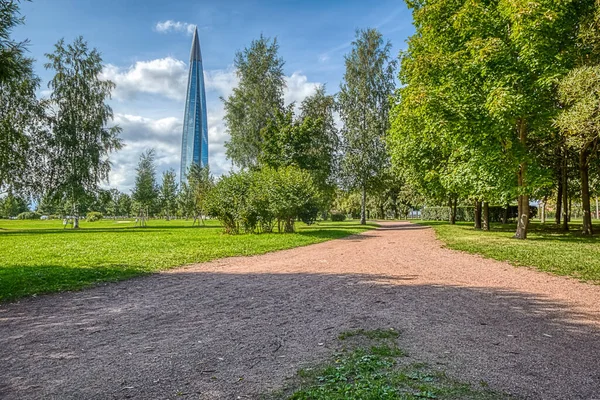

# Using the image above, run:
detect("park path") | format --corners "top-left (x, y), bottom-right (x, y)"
top-left (1, 221), bottom-right (599, 399)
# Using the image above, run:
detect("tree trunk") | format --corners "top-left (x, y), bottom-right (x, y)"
top-left (555, 189), bottom-right (561, 225)
top-left (555, 150), bottom-right (562, 226)
top-left (502, 203), bottom-right (509, 224)
top-left (360, 185), bottom-right (366, 225)
top-left (483, 201), bottom-right (490, 231)
top-left (562, 151), bottom-right (569, 231)
top-left (540, 197), bottom-right (546, 224)
top-left (474, 200), bottom-right (482, 230)
top-left (514, 119), bottom-right (529, 239)
top-left (580, 147), bottom-right (593, 235)
top-left (448, 196), bottom-right (456, 225)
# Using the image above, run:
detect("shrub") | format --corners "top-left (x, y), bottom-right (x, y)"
top-left (86, 211), bottom-right (103, 222)
top-left (330, 212), bottom-right (346, 222)
top-left (16, 211), bottom-right (41, 220)
top-left (206, 171), bottom-right (253, 234)
top-left (207, 167), bottom-right (320, 234)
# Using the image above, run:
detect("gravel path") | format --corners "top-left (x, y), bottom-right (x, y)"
top-left (1, 221), bottom-right (599, 399)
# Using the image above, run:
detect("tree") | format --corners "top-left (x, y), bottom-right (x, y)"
top-left (131, 149), bottom-right (158, 226)
top-left (0, 0), bottom-right (30, 82)
top-left (0, 0), bottom-right (46, 195)
top-left (159, 169), bottom-right (177, 220)
top-left (389, 0), bottom-right (595, 239)
top-left (0, 190), bottom-right (28, 218)
top-left (223, 35), bottom-right (285, 168)
top-left (116, 191), bottom-right (132, 218)
top-left (44, 36), bottom-right (122, 228)
top-left (186, 164), bottom-right (213, 225)
top-left (259, 105), bottom-right (336, 208)
top-left (557, 66), bottom-right (600, 235)
top-left (338, 28), bottom-right (396, 225)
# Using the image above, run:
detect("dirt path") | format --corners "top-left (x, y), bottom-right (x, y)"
top-left (1, 222), bottom-right (599, 399)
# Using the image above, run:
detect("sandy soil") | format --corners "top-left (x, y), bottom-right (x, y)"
top-left (1, 221), bottom-right (599, 399)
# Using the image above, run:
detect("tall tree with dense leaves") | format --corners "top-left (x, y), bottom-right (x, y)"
top-left (338, 28), bottom-right (396, 225)
top-left (259, 106), bottom-right (336, 203)
top-left (223, 35), bottom-right (285, 168)
top-left (390, 0), bottom-right (595, 238)
top-left (0, 0), bottom-right (46, 195)
top-left (0, 0), bottom-right (30, 82)
top-left (186, 164), bottom-right (213, 225)
top-left (557, 66), bottom-right (600, 235)
top-left (44, 36), bottom-right (122, 228)
top-left (159, 169), bottom-right (178, 220)
top-left (131, 149), bottom-right (158, 227)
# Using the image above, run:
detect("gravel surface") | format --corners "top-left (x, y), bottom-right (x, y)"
top-left (1, 221), bottom-right (599, 399)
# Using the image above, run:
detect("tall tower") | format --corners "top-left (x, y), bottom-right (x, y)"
top-left (180, 27), bottom-right (208, 183)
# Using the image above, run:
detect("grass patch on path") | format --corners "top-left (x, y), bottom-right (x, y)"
top-left (271, 329), bottom-right (503, 399)
top-left (0, 219), bottom-right (375, 301)
top-left (419, 221), bottom-right (600, 283)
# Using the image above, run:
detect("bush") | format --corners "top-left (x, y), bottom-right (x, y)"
top-left (206, 171), bottom-right (253, 234)
top-left (86, 211), bottom-right (103, 222)
top-left (207, 167), bottom-right (320, 234)
top-left (330, 212), bottom-right (346, 222)
top-left (16, 211), bottom-right (41, 220)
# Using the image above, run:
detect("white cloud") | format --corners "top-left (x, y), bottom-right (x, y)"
top-left (155, 20), bottom-right (196, 35)
top-left (102, 57), bottom-right (322, 192)
top-left (102, 57), bottom-right (188, 101)
top-left (284, 72), bottom-right (319, 109)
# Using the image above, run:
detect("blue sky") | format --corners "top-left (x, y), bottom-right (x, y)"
top-left (14, 0), bottom-right (415, 192)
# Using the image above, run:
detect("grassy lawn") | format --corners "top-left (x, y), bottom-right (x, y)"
top-left (419, 220), bottom-right (600, 283)
top-left (270, 328), bottom-right (502, 399)
top-left (0, 219), bottom-right (375, 302)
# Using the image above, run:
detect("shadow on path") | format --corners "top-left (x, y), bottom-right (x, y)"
top-left (1, 271), bottom-right (598, 399)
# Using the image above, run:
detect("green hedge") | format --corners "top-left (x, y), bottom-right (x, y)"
top-left (422, 205), bottom-right (537, 223)
top-left (16, 211), bottom-right (41, 220)
top-left (330, 212), bottom-right (346, 222)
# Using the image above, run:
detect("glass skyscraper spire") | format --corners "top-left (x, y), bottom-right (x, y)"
top-left (180, 27), bottom-right (208, 183)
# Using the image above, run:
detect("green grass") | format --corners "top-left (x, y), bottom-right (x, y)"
top-left (0, 218), bottom-right (376, 301)
top-left (270, 329), bottom-right (503, 399)
top-left (419, 220), bottom-right (600, 283)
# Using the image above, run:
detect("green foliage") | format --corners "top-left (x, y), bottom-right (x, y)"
top-left (0, 219), bottom-right (374, 301)
top-left (44, 36), bottom-right (122, 227)
top-left (280, 328), bottom-right (501, 400)
top-left (330, 212), bottom-right (346, 222)
top-left (0, 192), bottom-right (29, 218)
top-left (206, 171), bottom-right (253, 234)
top-left (132, 149), bottom-right (158, 212)
top-left (338, 28), bottom-right (396, 224)
top-left (86, 211), bottom-right (102, 222)
top-left (421, 206), bottom-right (537, 223)
top-left (223, 35), bottom-right (285, 168)
top-left (207, 167), bottom-right (319, 234)
top-left (159, 169), bottom-right (178, 219)
top-left (0, 0), bottom-right (45, 194)
top-left (16, 211), bottom-right (40, 220)
top-left (184, 164), bottom-right (213, 224)
top-left (389, 0), bottom-right (597, 238)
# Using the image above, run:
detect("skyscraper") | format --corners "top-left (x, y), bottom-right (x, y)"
top-left (180, 27), bottom-right (208, 183)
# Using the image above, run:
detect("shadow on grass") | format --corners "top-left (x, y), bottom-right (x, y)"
top-left (0, 224), bottom-right (220, 236)
top-left (0, 264), bottom-right (152, 302)
top-left (1, 271), bottom-right (598, 399)
top-left (418, 221), bottom-right (600, 244)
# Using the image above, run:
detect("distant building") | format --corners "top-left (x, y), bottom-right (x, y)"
top-left (180, 27), bottom-right (208, 183)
